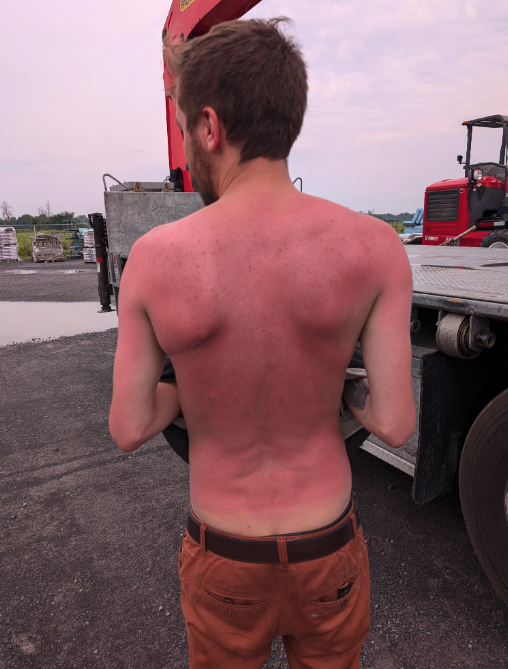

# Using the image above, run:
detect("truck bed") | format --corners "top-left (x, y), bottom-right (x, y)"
top-left (361, 245), bottom-right (508, 491)
top-left (407, 246), bottom-right (508, 319)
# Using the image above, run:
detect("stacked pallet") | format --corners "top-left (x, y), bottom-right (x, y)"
top-left (32, 234), bottom-right (64, 262)
top-left (83, 229), bottom-right (96, 263)
top-left (0, 226), bottom-right (19, 260)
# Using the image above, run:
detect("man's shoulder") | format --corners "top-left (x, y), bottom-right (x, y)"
top-left (302, 196), bottom-right (401, 245)
top-left (142, 206), bottom-right (211, 245)
top-left (131, 206), bottom-right (214, 264)
top-left (300, 197), bottom-right (409, 284)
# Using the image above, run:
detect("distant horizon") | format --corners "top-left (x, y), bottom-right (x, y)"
top-left (4, 207), bottom-right (417, 225)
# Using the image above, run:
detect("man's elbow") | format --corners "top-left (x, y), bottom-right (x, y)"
top-left (377, 412), bottom-right (416, 450)
top-left (109, 414), bottom-right (143, 452)
top-left (383, 430), bottom-right (412, 450)
top-left (114, 436), bottom-right (142, 452)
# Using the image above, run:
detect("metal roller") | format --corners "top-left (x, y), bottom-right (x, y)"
top-left (436, 313), bottom-right (480, 359)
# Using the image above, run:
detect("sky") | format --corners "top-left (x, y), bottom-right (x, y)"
top-left (1, 0), bottom-right (507, 218)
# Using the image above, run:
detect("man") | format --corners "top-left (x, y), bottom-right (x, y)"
top-left (110, 18), bottom-right (415, 669)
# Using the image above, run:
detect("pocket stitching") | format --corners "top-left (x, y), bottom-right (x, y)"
top-left (200, 586), bottom-right (268, 610)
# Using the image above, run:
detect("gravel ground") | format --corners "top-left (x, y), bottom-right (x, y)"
top-left (1, 270), bottom-right (507, 668)
top-left (0, 259), bottom-right (99, 302)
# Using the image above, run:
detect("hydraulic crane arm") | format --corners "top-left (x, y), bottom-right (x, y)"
top-left (162, 0), bottom-right (262, 192)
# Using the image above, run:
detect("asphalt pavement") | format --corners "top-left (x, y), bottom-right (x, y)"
top-left (0, 259), bottom-right (99, 302)
top-left (1, 263), bottom-right (507, 668)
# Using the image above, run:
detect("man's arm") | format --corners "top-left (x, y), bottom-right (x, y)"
top-left (344, 232), bottom-right (415, 449)
top-left (109, 239), bottom-right (181, 452)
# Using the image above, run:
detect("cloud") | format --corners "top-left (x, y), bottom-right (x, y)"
top-left (247, 0), bottom-right (508, 211)
top-left (1, 0), bottom-right (507, 215)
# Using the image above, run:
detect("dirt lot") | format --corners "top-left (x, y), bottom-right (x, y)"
top-left (1, 267), bottom-right (507, 668)
top-left (0, 259), bottom-right (99, 302)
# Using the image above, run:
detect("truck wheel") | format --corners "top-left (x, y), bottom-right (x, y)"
top-left (459, 389), bottom-right (508, 606)
top-left (479, 230), bottom-right (508, 248)
top-left (345, 427), bottom-right (370, 458)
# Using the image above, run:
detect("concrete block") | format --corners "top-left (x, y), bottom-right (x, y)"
top-left (104, 191), bottom-right (204, 254)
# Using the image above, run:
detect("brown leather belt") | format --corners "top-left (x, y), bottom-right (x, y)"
top-left (186, 506), bottom-right (360, 563)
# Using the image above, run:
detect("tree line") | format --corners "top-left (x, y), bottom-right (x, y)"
top-left (1, 200), bottom-right (88, 228)
top-left (359, 210), bottom-right (416, 222)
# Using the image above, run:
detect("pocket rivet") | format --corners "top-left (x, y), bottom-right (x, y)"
top-left (341, 600), bottom-right (348, 609)
top-left (224, 598), bottom-right (234, 604)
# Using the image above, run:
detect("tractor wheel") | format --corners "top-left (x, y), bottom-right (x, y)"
top-left (479, 230), bottom-right (508, 248)
top-left (459, 388), bottom-right (508, 606)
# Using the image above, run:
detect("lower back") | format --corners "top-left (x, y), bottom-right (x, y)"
top-left (189, 429), bottom-right (353, 536)
top-left (170, 318), bottom-right (360, 536)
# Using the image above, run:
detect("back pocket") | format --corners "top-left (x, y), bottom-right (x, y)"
top-left (202, 586), bottom-right (267, 609)
top-left (309, 572), bottom-right (360, 615)
top-left (197, 586), bottom-right (269, 623)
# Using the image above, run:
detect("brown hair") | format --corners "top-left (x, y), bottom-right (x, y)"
top-left (165, 18), bottom-right (308, 163)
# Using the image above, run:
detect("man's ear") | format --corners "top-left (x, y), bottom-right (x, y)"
top-left (201, 106), bottom-right (221, 153)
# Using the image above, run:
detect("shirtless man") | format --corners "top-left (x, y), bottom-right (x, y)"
top-left (110, 18), bottom-right (415, 669)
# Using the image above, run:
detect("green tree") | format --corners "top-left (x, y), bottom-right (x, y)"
top-left (16, 214), bottom-right (32, 228)
top-left (51, 211), bottom-right (76, 226)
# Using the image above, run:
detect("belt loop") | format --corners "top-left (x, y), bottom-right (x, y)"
top-left (200, 523), bottom-right (208, 556)
top-left (277, 538), bottom-right (289, 570)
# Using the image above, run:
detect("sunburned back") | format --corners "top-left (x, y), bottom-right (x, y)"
top-left (145, 192), bottom-right (381, 536)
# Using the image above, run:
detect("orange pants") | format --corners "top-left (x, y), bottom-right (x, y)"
top-left (178, 503), bottom-right (370, 668)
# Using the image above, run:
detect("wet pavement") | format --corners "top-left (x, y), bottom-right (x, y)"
top-left (2, 269), bottom-right (96, 275)
top-left (0, 302), bottom-right (117, 346)
top-left (0, 259), bottom-right (100, 302)
top-left (1, 265), bottom-right (508, 668)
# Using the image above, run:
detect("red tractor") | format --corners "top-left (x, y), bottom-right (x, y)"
top-left (423, 115), bottom-right (508, 247)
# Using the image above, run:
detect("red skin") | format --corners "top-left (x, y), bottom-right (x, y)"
top-left (110, 106), bottom-right (415, 536)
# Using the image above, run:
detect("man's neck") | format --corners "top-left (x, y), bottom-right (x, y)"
top-left (216, 156), bottom-right (294, 201)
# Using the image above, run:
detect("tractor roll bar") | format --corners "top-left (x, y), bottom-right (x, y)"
top-left (462, 115), bottom-right (508, 169)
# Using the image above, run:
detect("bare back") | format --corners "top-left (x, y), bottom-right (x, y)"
top-left (138, 190), bottom-right (403, 535)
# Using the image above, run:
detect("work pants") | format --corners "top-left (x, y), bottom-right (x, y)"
top-left (178, 503), bottom-right (370, 669)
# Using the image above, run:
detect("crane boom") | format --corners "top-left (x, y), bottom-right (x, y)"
top-left (162, 0), bottom-right (262, 192)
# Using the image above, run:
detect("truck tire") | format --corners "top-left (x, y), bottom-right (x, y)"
top-left (459, 388), bottom-right (508, 606)
top-left (479, 230), bottom-right (508, 248)
top-left (345, 427), bottom-right (370, 458)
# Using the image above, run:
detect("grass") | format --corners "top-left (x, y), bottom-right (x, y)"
top-left (16, 231), bottom-right (32, 258)
top-left (388, 221), bottom-right (405, 234)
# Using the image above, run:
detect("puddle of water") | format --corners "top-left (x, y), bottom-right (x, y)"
top-left (0, 302), bottom-right (117, 346)
top-left (2, 270), bottom-right (38, 275)
top-left (2, 269), bottom-right (94, 275)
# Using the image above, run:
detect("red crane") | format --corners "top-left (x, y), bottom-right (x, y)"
top-left (162, 0), bottom-right (262, 192)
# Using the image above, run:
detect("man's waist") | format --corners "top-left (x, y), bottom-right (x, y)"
top-left (186, 499), bottom-right (360, 563)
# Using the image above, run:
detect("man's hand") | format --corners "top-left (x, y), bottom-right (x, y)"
top-left (109, 238), bottom-right (181, 452)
